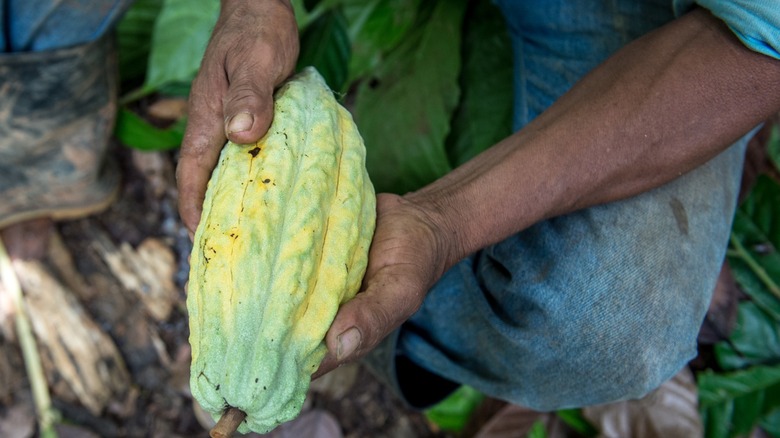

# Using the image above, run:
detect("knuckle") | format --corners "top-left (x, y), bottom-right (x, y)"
top-left (223, 87), bottom-right (264, 111)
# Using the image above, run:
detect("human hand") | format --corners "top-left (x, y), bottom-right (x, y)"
top-left (176, 0), bottom-right (299, 234)
top-left (314, 193), bottom-right (456, 378)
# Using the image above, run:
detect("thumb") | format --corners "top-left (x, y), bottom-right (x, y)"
top-left (313, 275), bottom-right (424, 378)
top-left (222, 71), bottom-right (277, 145)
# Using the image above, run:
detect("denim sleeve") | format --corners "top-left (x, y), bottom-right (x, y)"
top-left (673, 0), bottom-right (780, 60)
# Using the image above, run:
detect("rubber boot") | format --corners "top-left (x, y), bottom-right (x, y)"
top-left (0, 33), bottom-right (120, 228)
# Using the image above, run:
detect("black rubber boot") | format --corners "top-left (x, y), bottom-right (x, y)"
top-left (0, 33), bottom-right (120, 228)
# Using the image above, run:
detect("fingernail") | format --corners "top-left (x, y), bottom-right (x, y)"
top-left (336, 327), bottom-right (361, 360)
top-left (227, 112), bottom-right (254, 133)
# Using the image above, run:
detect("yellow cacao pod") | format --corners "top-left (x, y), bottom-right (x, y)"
top-left (187, 67), bottom-right (376, 434)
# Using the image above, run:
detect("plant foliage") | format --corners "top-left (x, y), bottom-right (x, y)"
top-left (113, 0), bottom-right (513, 195)
top-left (703, 173), bottom-right (780, 437)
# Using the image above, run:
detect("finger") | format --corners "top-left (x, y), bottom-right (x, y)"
top-left (176, 71), bottom-right (228, 235)
top-left (313, 271), bottom-right (425, 378)
top-left (222, 61), bottom-right (277, 146)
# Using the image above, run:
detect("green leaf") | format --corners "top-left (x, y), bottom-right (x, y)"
top-left (157, 81), bottom-right (192, 97)
top-left (291, 0), bottom-right (347, 31)
top-left (353, 0), bottom-right (467, 194)
top-left (728, 176), bottom-right (780, 316)
top-left (527, 420), bottom-right (548, 438)
top-left (714, 302), bottom-right (780, 370)
top-left (556, 409), bottom-right (598, 437)
top-left (145, 0), bottom-right (220, 91)
top-left (768, 124), bottom-right (780, 174)
top-left (424, 386), bottom-right (484, 432)
top-left (345, 0), bottom-right (420, 84)
top-left (701, 398), bottom-right (734, 438)
top-left (116, 0), bottom-right (164, 85)
top-left (736, 175), bottom-right (780, 249)
top-left (761, 408), bottom-right (780, 437)
top-left (297, 8), bottom-right (351, 91)
top-left (729, 256), bottom-right (780, 321)
top-left (114, 108), bottom-right (186, 151)
top-left (699, 365), bottom-right (780, 438)
top-left (290, 0), bottom-right (314, 28)
top-left (445, 0), bottom-right (513, 167)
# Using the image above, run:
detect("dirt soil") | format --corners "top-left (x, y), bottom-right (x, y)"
top-left (0, 144), bottom-right (453, 438)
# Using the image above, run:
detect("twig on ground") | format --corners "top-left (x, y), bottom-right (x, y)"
top-left (0, 239), bottom-right (59, 437)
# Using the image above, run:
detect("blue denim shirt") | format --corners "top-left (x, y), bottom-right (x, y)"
top-left (675, 0), bottom-right (780, 59)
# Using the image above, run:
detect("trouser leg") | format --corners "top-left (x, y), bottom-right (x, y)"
top-left (365, 0), bottom-right (752, 410)
top-left (0, 0), bottom-right (134, 227)
top-left (2, 0), bottom-right (134, 52)
top-left (0, 33), bottom-right (121, 227)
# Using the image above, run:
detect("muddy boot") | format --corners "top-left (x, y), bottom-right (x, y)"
top-left (0, 33), bottom-right (120, 229)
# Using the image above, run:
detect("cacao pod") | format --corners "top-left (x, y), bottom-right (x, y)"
top-left (187, 67), bottom-right (376, 434)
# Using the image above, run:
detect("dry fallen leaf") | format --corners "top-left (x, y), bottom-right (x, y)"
top-left (147, 97), bottom-right (188, 121)
top-left (310, 363), bottom-right (360, 400)
top-left (131, 150), bottom-right (177, 199)
top-left (583, 368), bottom-right (703, 438)
top-left (0, 394), bottom-right (35, 438)
top-left (473, 404), bottom-right (568, 438)
top-left (254, 409), bottom-right (343, 438)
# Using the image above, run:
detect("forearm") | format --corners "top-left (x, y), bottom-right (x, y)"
top-left (221, 0), bottom-right (292, 8)
top-left (408, 8), bottom-right (780, 269)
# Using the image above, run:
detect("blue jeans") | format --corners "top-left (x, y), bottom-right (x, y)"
top-left (0, 0), bottom-right (132, 52)
top-left (366, 0), bottom-right (750, 411)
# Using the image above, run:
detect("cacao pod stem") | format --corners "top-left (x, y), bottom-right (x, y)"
top-left (210, 407), bottom-right (246, 438)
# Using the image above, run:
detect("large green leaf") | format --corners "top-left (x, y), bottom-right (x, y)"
top-left (345, 0), bottom-right (420, 84)
top-left (145, 0), bottom-right (220, 91)
top-left (116, 0), bottom-right (164, 85)
top-left (297, 8), bottom-right (351, 91)
top-left (114, 108), bottom-right (186, 151)
top-left (699, 365), bottom-right (780, 438)
top-left (714, 302), bottom-right (780, 370)
top-left (353, 0), bottom-right (467, 194)
top-left (728, 176), bottom-right (780, 317)
top-left (445, 0), bottom-right (513, 167)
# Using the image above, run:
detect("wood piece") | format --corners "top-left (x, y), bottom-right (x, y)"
top-left (91, 229), bottom-right (179, 321)
top-left (210, 408), bottom-right (246, 438)
top-left (13, 258), bottom-right (131, 415)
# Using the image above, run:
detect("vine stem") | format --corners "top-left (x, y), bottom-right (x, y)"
top-left (118, 85), bottom-right (155, 106)
top-left (210, 407), bottom-right (246, 438)
top-left (0, 239), bottom-right (58, 437)
top-left (729, 233), bottom-right (780, 300)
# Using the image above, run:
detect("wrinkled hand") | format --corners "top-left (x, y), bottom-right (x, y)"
top-left (176, 0), bottom-right (298, 234)
top-left (314, 193), bottom-right (455, 378)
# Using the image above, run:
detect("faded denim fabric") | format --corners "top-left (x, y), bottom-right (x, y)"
top-left (0, 0), bottom-right (133, 52)
top-left (365, 0), bottom-right (751, 411)
top-left (675, 0), bottom-right (780, 60)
